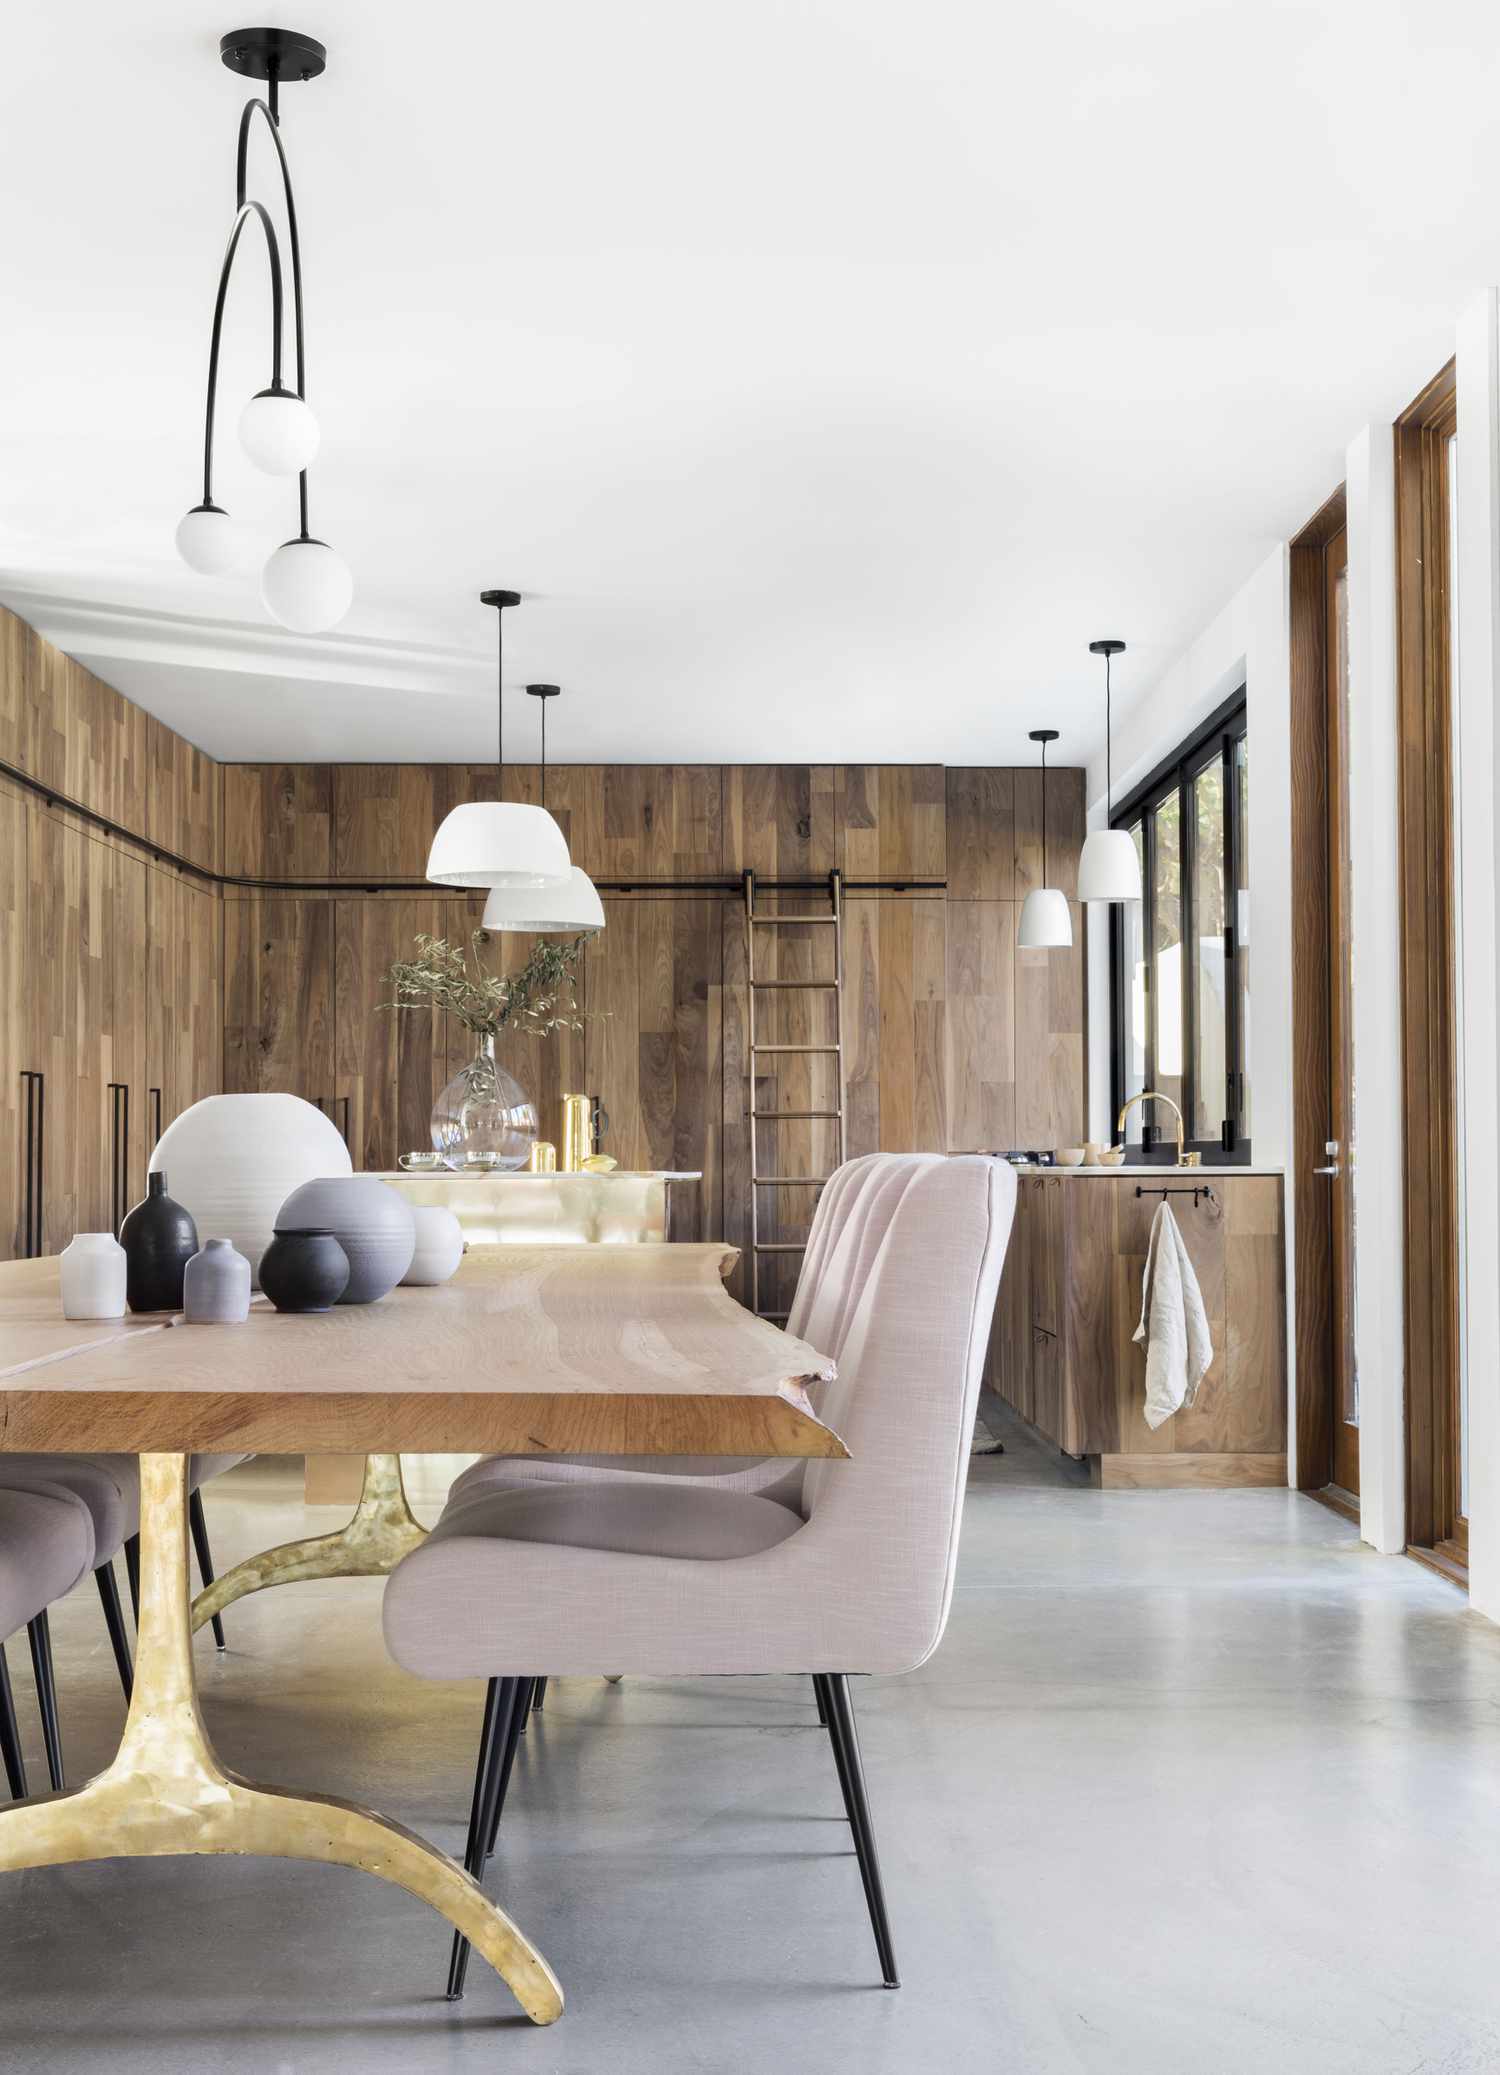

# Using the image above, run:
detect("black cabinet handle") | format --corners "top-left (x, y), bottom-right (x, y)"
top-left (108, 1082), bottom-right (130, 1237)
top-left (150, 1086), bottom-right (163, 1153)
top-left (19, 1071), bottom-right (43, 1258)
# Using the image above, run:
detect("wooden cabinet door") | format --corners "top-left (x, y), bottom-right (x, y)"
top-left (25, 811), bottom-right (146, 1249)
top-left (1030, 1326), bottom-right (1062, 1445)
top-left (1030, 1176), bottom-right (1062, 1334)
top-left (223, 895), bottom-right (337, 1114)
top-left (147, 868), bottom-right (223, 1149)
top-left (0, 781), bottom-right (27, 1258)
top-left (987, 1170), bottom-right (1031, 1420)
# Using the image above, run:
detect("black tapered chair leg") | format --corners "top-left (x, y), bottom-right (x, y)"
top-left (531, 1676), bottom-right (547, 1712)
top-left (27, 1611), bottom-right (64, 1793)
top-left (815, 1673), bottom-right (899, 1988)
top-left (483, 1675), bottom-right (534, 1864)
top-left (95, 1562), bottom-right (134, 1701)
top-left (448, 1675), bottom-right (523, 2001)
top-left (188, 1488), bottom-right (227, 1650)
top-left (814, 1676), bottom-right (827, 1725)
top-left (123, 1533), bottom-right (140, 1625)
top-left (0, 1644), bottom-right (26, 1801)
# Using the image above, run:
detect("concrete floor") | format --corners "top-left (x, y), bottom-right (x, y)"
top-left (3, 1412), bottom-right (1500, 2073)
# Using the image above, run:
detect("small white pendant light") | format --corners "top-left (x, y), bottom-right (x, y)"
top-left (1016, 728), bottom-right (1074, 949)
top-left (1077, 637), bottom-right (1143, 904)
top-left (481, 686), bottom-right (606, 935)
top-left (426, 592), bottom-right (574, 890)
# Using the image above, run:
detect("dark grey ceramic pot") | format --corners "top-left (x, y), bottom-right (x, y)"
top-left (274, 1178), bottom-right (416, 1303)
top-left (259, 1227), bottom-right (350, 1313)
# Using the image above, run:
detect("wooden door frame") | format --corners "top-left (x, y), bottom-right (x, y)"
top-left (1393, 360), bottom-right (1464, 1565)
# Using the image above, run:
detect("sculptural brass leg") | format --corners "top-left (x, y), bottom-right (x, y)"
top-left (0, 1454), bottom-right (562, 2024)
top-left (191, 1452), bottom-right (429, 1632)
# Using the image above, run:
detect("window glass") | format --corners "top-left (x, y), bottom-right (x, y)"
top-left (1122, 821), bottom-right (1146, 1132)
top-left (1152, 792), bottom-right (1183, 1130)
top-left (1191, 756), bottom-right (1227, 1142)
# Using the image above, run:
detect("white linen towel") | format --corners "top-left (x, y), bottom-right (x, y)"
top-left (1133, 1201), bottom-right (1213, 1430)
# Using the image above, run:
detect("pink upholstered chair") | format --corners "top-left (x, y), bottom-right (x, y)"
top-left (383, 1153), bottom-right (1016, 1997)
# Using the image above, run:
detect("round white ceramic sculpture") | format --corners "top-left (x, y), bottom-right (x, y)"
top-left (401, 1205), bottom-right (464, 1287)
top-left (150, 1094), bottom-right (352, 1287)
top-left (276, 1178), bottom-right (416, 1304)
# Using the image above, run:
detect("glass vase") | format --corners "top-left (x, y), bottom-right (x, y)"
top-left (431, 1035), bottom-right (538, 1172)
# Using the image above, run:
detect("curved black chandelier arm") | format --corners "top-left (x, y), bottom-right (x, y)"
top-left (199, 200), bottom-right (286, 506)
top-left (236, 96), bottom-right (307, 399)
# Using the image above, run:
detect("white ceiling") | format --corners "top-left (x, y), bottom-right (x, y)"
top-left (1, 0), bottom-right (1494, 767)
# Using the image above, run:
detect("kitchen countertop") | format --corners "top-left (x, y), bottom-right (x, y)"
top-left (1005, 1163), bottom-right (1283, 1178)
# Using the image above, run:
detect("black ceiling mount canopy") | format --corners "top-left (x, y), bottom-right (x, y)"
top-left (220, 27), bottom-right (328, 84)
top-left (481, 590), bottom-right (523, 779)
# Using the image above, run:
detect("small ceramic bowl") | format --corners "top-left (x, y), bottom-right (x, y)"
top-left (1098, 1146), bottom-right (1127, 1168)
top-left (1054, 1148), bottom-right (1086, 1168)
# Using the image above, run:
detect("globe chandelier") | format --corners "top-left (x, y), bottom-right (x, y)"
top-left (174, 27), bottom-right (352, 634)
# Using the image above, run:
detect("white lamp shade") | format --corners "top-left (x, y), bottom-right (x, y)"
top-left (175, 503), bottom-right (244, 575)
top-left (426, 801), bottom-right (572, 889)
top-left (1077, 827), bottom-right (1143, 903)
top-left (239, 388), bottom-right (320, 475)
top-left (261, 537), bottom-right (354, 633)
top-left (481, 867), bottom-right (605, 935)
top-left (1016, 886), bottom-right (1074, 949)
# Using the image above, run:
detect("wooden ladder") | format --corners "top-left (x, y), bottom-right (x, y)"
top-left (743, 867), bottom-right (847, 1321)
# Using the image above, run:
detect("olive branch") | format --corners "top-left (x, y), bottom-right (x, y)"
top-left (383, 931), bottom-right (589, 1041)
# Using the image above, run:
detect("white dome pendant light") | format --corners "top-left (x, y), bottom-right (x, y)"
top-left (1017, 729), bottom-right (1074, 949)
top-left (175, 30), bottom-right (351, 633)
top-left (482, 688), bottom-right (606, 935)
top-left (1077, 637), bottom-right (1143, 903)
top-left (427, 592), bottom-right (574, 890)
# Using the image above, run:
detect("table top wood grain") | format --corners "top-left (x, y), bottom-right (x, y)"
top-left (0, 1246), bottom-right (845, 1461)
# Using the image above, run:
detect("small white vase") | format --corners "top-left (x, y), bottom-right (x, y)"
top-left (401, 1205), bottom-right (465, 1286)
top-left (60, 1233), bottom-right (128, 1321)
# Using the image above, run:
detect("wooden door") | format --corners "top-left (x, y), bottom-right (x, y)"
top-left (0, 780), bottom-right (28, 1259)
top-left (334, 896), bottom-right (456, 1171)
top-left (1324, 527), bottom-right (1360, 1495)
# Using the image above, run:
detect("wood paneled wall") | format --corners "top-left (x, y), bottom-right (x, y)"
top-left (0, 605), bottom-right (1090, 1267)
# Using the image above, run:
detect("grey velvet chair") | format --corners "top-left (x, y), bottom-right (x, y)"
top-left (0, 1480), bottom-right (96, 1799)
top-left (383, 1153), bottom-right (1016, 1998)
top-left (0, 1454), bottom-right (246, 1697)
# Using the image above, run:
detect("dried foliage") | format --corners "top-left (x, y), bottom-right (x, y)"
top-left (383, 931), bottom-right (588, 1041)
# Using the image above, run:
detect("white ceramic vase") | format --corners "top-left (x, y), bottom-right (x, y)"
top-left (401, 1205), bottom-right (465, 1286)
top-left (60, 1232), bottom-right (127, 1320)
top-left (150, 1094), bottom-right (352, 1287)
top-left (275, 1178), bottom-right (416, 1303)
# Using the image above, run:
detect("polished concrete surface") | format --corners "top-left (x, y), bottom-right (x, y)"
top-left (3, 1414), bottom-right (1500, 2073)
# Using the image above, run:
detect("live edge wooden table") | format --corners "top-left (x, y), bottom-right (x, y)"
top-left (0, 1245), bottom-right (842, 2026)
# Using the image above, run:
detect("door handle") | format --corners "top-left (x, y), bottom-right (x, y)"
top-left (1313, 1164), bottom-right (1339, 1177)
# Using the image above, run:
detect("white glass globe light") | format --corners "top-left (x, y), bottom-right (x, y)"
top-left (481, 867), bottom-right (606, 935)
top-left (426, 801), bottom-right (572, 889)
top-left (175, 502), bottom-right (244, 575)
top-left (1016, 887), bottom-right (1074, 948)
top-left (1077, 828), bottom-right (1143, 903)
top-left (261, 537), bottom-right (354, 633)
top-left (238, 387), bottom-right (320, 475)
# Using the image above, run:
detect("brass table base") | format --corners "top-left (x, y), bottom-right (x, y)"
top-left (0, 1454), bottom-right (562, 2025)
top-left (191, 1452), bottom-right (428, 1633)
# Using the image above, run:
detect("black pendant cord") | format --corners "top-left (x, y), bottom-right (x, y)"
top-left (527, 685), bottom-right (562, 812)
top-left (1106, 649), bottom-right (1112, 819)
top-left (540, 694), bottom-right (547, 810)
top-left (481, 591), bottom-right (522, 799)
top-left (1041, 736), bottom-right (1048, 880)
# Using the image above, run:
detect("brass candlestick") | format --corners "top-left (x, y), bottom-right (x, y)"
top-left (560, 1093), bottom-right (595, 1172)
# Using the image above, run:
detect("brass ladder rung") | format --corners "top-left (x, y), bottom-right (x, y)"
top-left (755, 1308), bottom-right (792, 1323)
top-left (753, 1240), bottom-right (807, 1254)
top-left (752, 1109), bottom-right (840, 1121)
top-left (750, 978), bottom-right (839, 989)
top-left (750, 1043), bottom-right (841, 1055)
top-left (748, 913), bottom-right (838, 926)
top-left (752, 1175), bottom-right (832, 1187)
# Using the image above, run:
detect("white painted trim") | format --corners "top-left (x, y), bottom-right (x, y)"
top-left (1454, 293), bottom-right (1500, 1617)
top-left (1344, 425), bottom-right (1406, 1554)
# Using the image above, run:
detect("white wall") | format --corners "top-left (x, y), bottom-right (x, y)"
top-left (1083, 547), bottom-right (1298, 1473)
top-left (1454, 292), bottom-right (1500, 1617)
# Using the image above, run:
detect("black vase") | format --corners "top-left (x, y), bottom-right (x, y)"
top-left (120, 1171), bottom-right (199, 1314)
top-left (260, 1228), bottom-right (350, 1313)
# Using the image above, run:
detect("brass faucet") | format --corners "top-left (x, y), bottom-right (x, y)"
top-left (1115, 1090), bottom-right (1199, 1166)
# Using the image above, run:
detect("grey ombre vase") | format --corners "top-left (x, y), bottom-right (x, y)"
top-left (183, 1238), bottom-right (252, 1324)
top-left (274, 1178), bottom-right (415, 1303)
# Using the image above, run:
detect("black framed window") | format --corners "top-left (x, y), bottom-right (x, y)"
top-left (1110, 691), bottom-right (1249, 1161)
